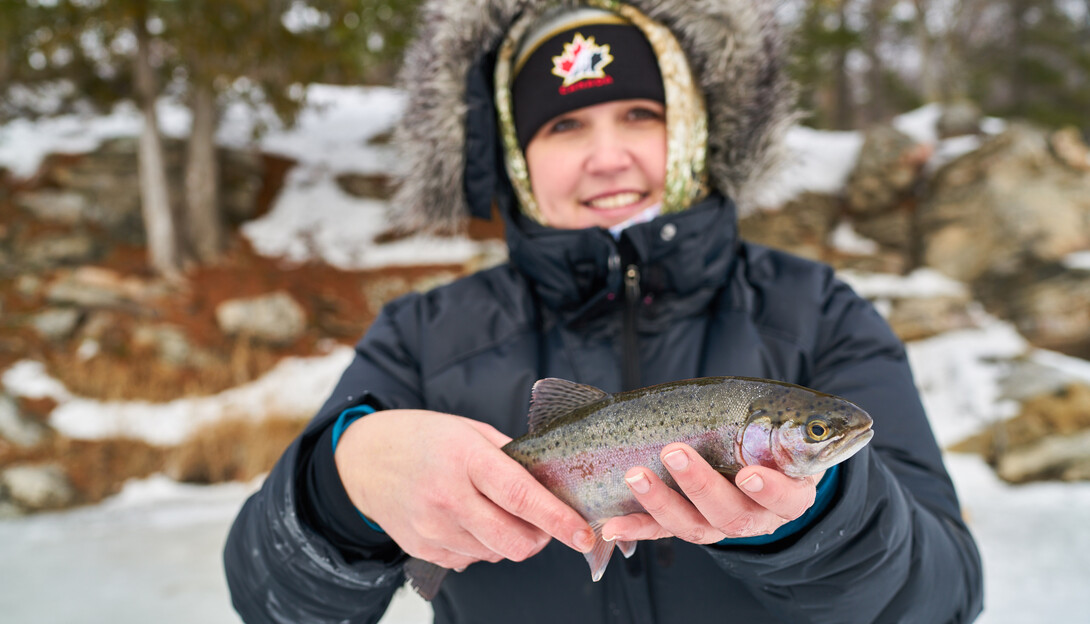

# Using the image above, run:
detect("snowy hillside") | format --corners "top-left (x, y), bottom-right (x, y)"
top-left (2, 86), bottom-right (1090, 623)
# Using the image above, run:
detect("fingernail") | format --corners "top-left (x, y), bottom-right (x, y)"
top-left (574, 529), bottom-right (595, 552)
top-left (625, 472), bottom-right (650, 494)
top-left (603, 534), bottom-right (617, 542)
top-left (739, 473), bottom-right (764, 493)
top-left (663, 449), bottom-right (689, 471)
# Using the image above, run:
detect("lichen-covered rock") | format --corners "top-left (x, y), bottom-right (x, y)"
top-left (215, 291), bottom-right (307, 345)
top-left (0, 463), bottom-right (75, 511)
top-left (919, 124), bottom-right (1090, 282)
top-left (0, 394), bottom-right (48, 448)
top-left (30, 308), bottom-right (83, 342)
top-left (845, 126), bottom-right (930, 217)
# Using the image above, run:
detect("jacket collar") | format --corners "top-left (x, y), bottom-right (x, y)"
top-left (505, 194), bottom-right (739, 325)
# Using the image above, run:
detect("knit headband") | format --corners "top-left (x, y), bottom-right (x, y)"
top-left (511, 7), bottom-right (665, 148)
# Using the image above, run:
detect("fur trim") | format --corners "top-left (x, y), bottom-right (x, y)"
top-left (388, 0), bottom-right (797, 233)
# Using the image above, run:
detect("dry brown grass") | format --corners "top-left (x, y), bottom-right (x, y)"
top-left (1, 412), bottom-right (308, 507)
top-left (41, 334), bottom-right (285, 402)
top-left (165, 416), bottom-right (307, 484)
top-left (0, 168), bottom-right (503, 508)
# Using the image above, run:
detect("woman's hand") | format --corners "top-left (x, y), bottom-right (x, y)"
top-left (334, 410), bottom-right (596, 571)
top-left (599, 442), bottom-right (824, 544)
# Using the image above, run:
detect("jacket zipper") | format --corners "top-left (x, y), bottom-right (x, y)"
top-left (622, 263), bottom-right (641, 391)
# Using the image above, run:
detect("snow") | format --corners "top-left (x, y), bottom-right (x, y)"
top-left (753, 125), bottom-right (863, 209)
top-left (3, 347), bottom-right (354, 445)
top-left (829, 221), bottom-right (880, 256)
top-left (839, 267), bottom-right (968, 300)
top-left (0, 84), bottom-right (496, 271)
top-left (1063, 251), bottom-right (1090, 271)
top-left (3, 90), bottom-right (1090, 622)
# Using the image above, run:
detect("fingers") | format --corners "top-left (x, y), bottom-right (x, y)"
top-left (622, 467), bottom-right (722, 544)
top-left (458, 494), bottom-right (553, 563)
top-left (734, 465), bottom-right (822, 522)
top-left (600, 512), bottom-right (671, 543)
top-left (612, 444), bottom-right (820, 544)
top-left (466, 447), bottom-right (596, 555)
top-left (409, 496), bottom-right (548, 570)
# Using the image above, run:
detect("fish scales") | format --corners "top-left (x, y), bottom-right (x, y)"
top-left (402, 376), bottom-right (874, 601)
top-left (505, 378), bottom-right (788, 519)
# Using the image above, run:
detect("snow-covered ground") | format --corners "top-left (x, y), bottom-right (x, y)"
top-left (3, 88), bottom-right (1090, 622)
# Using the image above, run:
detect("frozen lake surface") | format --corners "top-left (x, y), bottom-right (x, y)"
top-left (2, 453), bottom-right (1089, 623)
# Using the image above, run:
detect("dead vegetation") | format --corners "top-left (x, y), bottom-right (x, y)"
top-left (0, 409), bottom-right (308, 506)
top-left (0, 172), bottom-right (492, 510)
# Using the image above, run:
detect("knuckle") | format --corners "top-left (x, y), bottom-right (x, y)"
top-left (502, 477), bottom-right (535, 516)
top-left (639, 494), bottom-right (671, 517)
top-left (778, 485), bottom-right (816, 520)
top-left (414, 517), bottom-right (448, 543)
top-left (721, 514), bottom-right (758, 537)
top-left (465, 451), bottom-right (491, 480)
top-left (485, 551), bottom-right (505, 563)
top-left (423, 489), bottom-right (455, 513)
top-left (682, 475), bottom-right (715, 501)
top-left (678, 526), bottom-right (707, 544)
top-left (414, 545), bottom-right (446, 564)
top-left (503, 538), bottom-right (538, 562)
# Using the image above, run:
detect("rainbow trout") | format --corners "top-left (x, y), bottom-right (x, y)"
top-left (404, 376), bottom-right (874, 600)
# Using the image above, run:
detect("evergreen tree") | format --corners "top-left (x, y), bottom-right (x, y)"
top-left (2, 0), bottom-right (424, 275)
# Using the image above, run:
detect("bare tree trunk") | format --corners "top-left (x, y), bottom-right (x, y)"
top-left (133, 7), bottom-right (181, 278)
top-left (833, 0), bottom-right (855, 129)
top-left (185, 80), bottom-right (224, 262)
top-left (1006, 0), bottom-right (1030, 114)
top-left (863, 0), bottom-right (892, 124)
top-left (912, 0), bottom-right (942, 103)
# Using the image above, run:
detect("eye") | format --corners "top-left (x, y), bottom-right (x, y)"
top-left (807, 419), bottom-right (830, 441)
top-left (626, 106), bottom-right (664, 122)
top-left (546, 117), bottom-right (581, 134)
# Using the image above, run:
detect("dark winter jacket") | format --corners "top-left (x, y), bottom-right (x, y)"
top-left (224, 194), bottom-right (983, 623)
top-left (224, 1), bottom-right (983, 622)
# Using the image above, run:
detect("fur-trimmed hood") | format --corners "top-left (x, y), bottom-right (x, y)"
top-left (388, 0), bottom-right (796, 233)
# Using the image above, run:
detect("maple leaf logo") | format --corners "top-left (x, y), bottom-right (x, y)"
top-left (551, 33), bottom-right (614, 87)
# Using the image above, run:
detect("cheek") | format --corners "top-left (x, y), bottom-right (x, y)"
top-left (772, 428), bottom-right (824, 477)
top-left (526, 146), bottom-right (579, 220)
top-left (739, 420), bottom-right (776, 469)
top-left (637, 131), bottom-right (667, 191)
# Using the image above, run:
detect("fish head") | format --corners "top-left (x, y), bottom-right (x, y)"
top-left (738, 385), bottom-right (874, 478)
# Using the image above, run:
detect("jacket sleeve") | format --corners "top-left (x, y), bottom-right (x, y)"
top-left (705, 271), bottom-right (984, 623)
top-left (223, 297), bottom-right (426, 624)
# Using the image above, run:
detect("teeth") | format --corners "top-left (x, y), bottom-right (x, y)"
top-left (587, 192), bottom-right (642, 209)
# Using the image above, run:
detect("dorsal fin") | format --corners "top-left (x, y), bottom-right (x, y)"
top-left (528, 378), bottom-right (610, 433)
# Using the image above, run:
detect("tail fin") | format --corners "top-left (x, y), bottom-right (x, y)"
top-left (403, 557), bottom-right (448, 601)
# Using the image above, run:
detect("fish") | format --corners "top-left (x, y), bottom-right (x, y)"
top-left (404, 376), bottom-right (874, 600)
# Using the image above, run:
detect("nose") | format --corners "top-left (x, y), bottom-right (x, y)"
top-left (584, 126), bottom-right (633, 174)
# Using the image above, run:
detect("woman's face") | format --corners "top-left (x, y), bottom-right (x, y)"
top-left (524, 99), bottom-right (666, 230)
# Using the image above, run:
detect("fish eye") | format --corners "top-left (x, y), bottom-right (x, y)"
top-left (807, 419), bottom-right (830, 441)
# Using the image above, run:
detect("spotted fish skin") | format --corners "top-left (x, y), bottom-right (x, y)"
top-left (504, 376), bottom-right (872, 525)
top-left (404, 376), bottom-right (874, 599)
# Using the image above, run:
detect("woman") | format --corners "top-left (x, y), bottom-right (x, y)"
top-left (225, 2), bottom-right (984, 622)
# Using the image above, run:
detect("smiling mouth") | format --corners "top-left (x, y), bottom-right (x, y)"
top-left (584, 192), bottom-right (646, 210)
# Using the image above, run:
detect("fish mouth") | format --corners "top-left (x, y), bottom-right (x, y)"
top-left (819, 426), bottom-right (874, 464)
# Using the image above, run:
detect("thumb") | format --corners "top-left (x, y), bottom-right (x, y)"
top-left (463, 417), bottom-right (514, 447)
